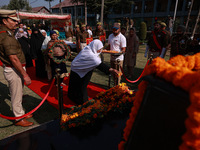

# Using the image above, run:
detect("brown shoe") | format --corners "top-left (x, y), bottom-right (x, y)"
top-left (15, 119), bottom-right (33, 127)
top-left (24, 114), bottom-right (33, 119)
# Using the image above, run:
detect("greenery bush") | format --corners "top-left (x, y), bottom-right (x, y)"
top-left (139, 22), bottom-right (147, 44)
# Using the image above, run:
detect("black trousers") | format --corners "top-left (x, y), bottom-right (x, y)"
top-left (68, 70), bottom-right (93, 105)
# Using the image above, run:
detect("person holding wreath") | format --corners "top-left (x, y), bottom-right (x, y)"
top-left (47, 31), bottom-right (70, 85)
top-left (68, 39), bottom-right (119, 105)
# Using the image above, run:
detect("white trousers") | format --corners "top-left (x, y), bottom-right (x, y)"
top-left (3, 66), bottom-right (25, 119)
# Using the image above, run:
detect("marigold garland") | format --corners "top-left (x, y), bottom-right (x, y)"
top-left (60, 83), bottom-right (135, 129)
top-left (119, 53), bottom-right (200, 150)
top-left (48, 40), bottom-right (71, 64)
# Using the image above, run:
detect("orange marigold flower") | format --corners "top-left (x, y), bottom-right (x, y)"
top-left (168, 55), bottom-right (188, 68)
top-left (93, 113), bottom-right (98, 118)
top-left (120, 53), bottom-right (200, 150)
top-left (194, 53), bottom-right (200, 70)
top-left (179, 142), bottom-right (191, 150)
top-left (185, 55), bottom-right (196, 70)
top-left (118, 141), bottom-right (125, 150)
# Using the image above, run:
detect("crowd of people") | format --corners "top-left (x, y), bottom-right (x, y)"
top-left (0, 9), bottom-right (200, 127)
top-left (0, 10), bottom-right (72, 127)
top-left (0, 10), bottom-right (121, 127)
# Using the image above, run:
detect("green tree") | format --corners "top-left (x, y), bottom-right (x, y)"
top-left (25, 1), bottom-right (32, 12)
top-left (0, 5), bottom-right (8, 9)
top-left (7, 0), bottom-right (31, 11)
top-left (139, 22), bottom-right (147, 44)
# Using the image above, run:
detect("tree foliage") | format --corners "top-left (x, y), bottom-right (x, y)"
top-left (139, 22), bottom-right (147, 41)
top-left (0, 5), bottom-right (8, 9)
top-left (7, 0), bottom-right (31, 11)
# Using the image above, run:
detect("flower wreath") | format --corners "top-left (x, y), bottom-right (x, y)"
top-left (119, 53), bottom-right (200, 150)
top-left (48, 40), bottom-right (71, 64)
top-left (61, 83), bottom-right (135, 130)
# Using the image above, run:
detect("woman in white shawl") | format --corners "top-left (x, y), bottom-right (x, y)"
top-left (68, 39), bottom-right (119, 105)
top-left (40, 30), bottom-right (51, 51)
top-left (40, 29), bottom-right (52, 80)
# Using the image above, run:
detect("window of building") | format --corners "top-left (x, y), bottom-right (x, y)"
top-left (113, 5), bottom-right (121, 14)
top-left (123, 2), bottom-right (132, 14)
top-left (63, 9), bottom-right (67, 14)
top-left (68, 8), bottom-right (71, 14)
top-left (185, 0), bottom-right (191, 10)
top-left (170, 0), bottom-right (186, 12)
top-left (170, 0), bottom-right (176, 11)
top-left (177, 0), bottom-right (184, 11)
top-left (87, 6), bottom-right (93, 14)
top-left (157, 0), bottom-right (168, 12)
top-left (192, 0), bottom-right (200, 11)
top-left (78, 7), bottom-right (82, 16)
top-left (134, 1), bottom-right (142, 13)
top-left (71, 8), bottom-right (74, 16)
top-left (144, 0), bottom-right (154, 13)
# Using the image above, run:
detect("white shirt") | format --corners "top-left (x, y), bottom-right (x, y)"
top-left (87, 29), bottom-right (93, 38)
top-left (108, 32), bottom-right (126, 61)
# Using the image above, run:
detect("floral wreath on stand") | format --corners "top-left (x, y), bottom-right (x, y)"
top-left (61, 83), bottom-right (135, 130)
top-left (48, 40), bottom-right (71, 64)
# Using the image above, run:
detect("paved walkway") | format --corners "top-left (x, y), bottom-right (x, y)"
top-left (0, 66), bottom-right (58, 140)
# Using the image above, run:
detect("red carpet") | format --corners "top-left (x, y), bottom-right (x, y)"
top-left (0, 60), bottom-right (105, 109)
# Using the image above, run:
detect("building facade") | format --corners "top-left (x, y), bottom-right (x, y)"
top-left (51, 1), bottom-right (92, 26)
top-left (32, 6), bottom-right (51, 14)
top-left (51, 0), bottom-right (199, 32)
top-left (107, 0), bottom-right (199, 32)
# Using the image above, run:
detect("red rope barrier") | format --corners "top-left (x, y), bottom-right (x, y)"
top-left (0, 78), bottom-right (55, 120)
top-left (120, 60), bottom-right (150, 83)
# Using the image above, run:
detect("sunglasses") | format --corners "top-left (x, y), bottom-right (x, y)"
top-left (8, 17), bottom-right (19, 22)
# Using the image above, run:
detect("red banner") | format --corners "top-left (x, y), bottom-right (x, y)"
top-left (86, 37), bottom-right (93, 45)
top-left (51, 20), bottom-right (69, 31)
top-left (99, 35), bottom-right (106, 42)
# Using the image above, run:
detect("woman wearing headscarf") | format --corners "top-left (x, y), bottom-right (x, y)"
top-left (54, 29), bottom-right (60, 40)
top-left (68, 39), bottom-right (119, 105)
top-left (47, 30), bottom-right (58, 49)
top-left (15, 28), bottom-right (33, 67)
top-left (41, 30), bottom-right (51, 80)
top-left (30, 27), bottom-right (46, 78)
top-left (40, 29), bottom-right (51, 51)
